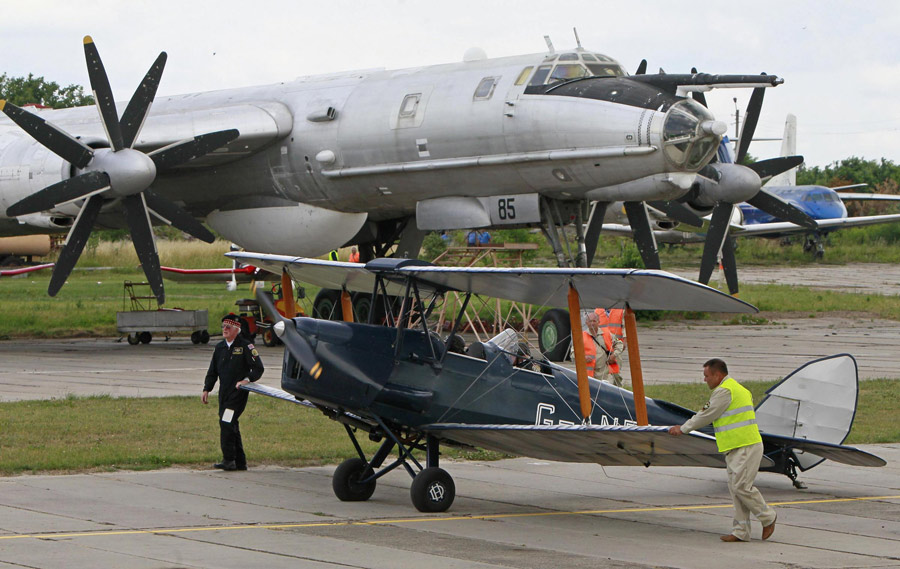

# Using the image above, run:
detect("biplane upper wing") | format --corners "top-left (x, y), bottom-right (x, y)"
top-left (425, 424), bottom-right (775, 468)
top-left (227, 252), bottom-right (757, 313)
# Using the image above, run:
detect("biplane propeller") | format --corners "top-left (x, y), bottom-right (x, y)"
top-left (232, 252), bottom-right (884, 512)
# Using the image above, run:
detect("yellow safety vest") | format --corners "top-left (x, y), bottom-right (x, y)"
top-left (712, 377), bottom-right (762, 452)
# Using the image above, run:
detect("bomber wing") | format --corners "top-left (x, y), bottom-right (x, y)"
top-left (425, 424), bottom-right (774, 468)
top-left (227, 252), bottom-right (757, 313)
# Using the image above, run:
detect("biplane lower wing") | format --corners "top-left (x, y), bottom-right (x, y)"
top-left (426, 424), bottom-right (775, 469)
top-left (241, 382), bottom-right (316, 408)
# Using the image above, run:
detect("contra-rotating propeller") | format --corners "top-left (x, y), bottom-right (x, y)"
top-left (256, 287), bottom-right (322, 380)
top-left (693, 84), bottom-right (816, 294)
top-left (1, 36), bottom-right (239, 304)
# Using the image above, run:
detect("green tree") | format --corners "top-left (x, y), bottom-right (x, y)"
top-left (0, 73), bottom-right (94, 108)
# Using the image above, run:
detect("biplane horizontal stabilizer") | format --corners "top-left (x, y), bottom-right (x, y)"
top-left (425, 423), bottom-right (775, 469)
top-left (760, 433), bottom-right (886, 468)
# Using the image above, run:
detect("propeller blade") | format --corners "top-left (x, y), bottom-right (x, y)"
top-left (144, 189), bottom-right (215, 243)
top-left (256, 287), bottom-right (322, 377)
top-left (121, 193), bottom-right (165, 304)
top-left (623, 201), bottom-right (660, 270)
top-left (635, 59), bottom-right (647, 75)
top-left (584, 201), bottom-right (608, 267)
top-left (83, 36), bottom-right (125, 151)
top-left (747, 155), bottom-right (804, 182)
top-left (0, 100), bottom-right (94, 168)
top-left (48, 194), bottom-right (104, 296)
top-left (736, 86), bottom-right (765, 164)
top-left (120, 52), bottom-right (167, 149)
top-left (721, 236), bottom-right (739, 296)
top-left (698, 203), bottom-right (734, 284)
top-left (148, 129), bottom-right (240, 170)
top-left (647, 200), bottom-right (704, 227)
top-left (689, 67), bottom-right (708, 107)
top-left (6, 170), bottom-right (110, 217)
top-left (746, 188), bottom-right (818, 229)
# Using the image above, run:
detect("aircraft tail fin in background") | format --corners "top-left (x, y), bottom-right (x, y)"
top-left (765, 114), bottom-right (798, 187)
top-left (755, 354), bottom-right (878, 470)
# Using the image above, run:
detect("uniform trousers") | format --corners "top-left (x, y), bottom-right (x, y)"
top-left (220, 414), bottom-right (246, 466)
top-left (725, 442), bottom-right (777, 540)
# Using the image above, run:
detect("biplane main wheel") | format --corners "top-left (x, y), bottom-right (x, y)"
top-left (410, 467), bottom-right (455, 513)
top-left (313, 289), bottom-right (343, 320)
top-left (332, 458), bottom-right (376, 501)
top-left (127, 333), bottom-right (140, 345)
top-left (538, 309), bottom-right (571, 362)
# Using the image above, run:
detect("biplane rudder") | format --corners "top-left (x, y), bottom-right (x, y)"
top-left (756, 354), bottom-right (860, 472)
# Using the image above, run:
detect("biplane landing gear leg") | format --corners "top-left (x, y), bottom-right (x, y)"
top-left (410, 435), bottom-right (455, 513)
top-left (785, 456), bottom-right (808, 489)
top-left (332, 426), bottom-right (396, 502)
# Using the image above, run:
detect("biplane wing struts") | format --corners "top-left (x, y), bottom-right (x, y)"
top-left (235, 253), bottom-right (884, 512)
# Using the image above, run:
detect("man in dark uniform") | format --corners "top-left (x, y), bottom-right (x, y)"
top-left (202, 313), bottom-right (264, 471)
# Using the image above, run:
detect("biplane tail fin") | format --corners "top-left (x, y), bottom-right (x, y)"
top-left (756, 354), bottom-right (883, 470)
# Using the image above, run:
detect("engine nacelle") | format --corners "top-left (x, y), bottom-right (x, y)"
top-left (206, 203), bottom-right (367, 256)
top-left (687, 163), bottom-right (760, 209)
top-left (0, 135), bottom-right (69, 218)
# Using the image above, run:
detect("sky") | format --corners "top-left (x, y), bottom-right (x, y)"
top-left (3, 0), bottom-right (899, 169)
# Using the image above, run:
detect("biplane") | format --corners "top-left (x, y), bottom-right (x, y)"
top-left (231, 252), bottom-right (885, 512)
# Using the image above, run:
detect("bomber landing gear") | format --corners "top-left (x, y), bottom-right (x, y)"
top-left (332, 421), bottom-right (455, 512)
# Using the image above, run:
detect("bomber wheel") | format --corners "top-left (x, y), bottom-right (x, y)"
top-left (351, 292), bottom-right (372, 323)
top-left (139, 331), bottom-right (152, 344)
top-left (127, 333), bottom-right (140, 345)
top-left (538, 309), bottom-right (571, 362)
top-left (313, 289), bottom-right (343, 320)
top-left (410, 467), bottom-right (455, 513)
top-left (190, 331), bottom-right (201, 344)
top-left (200, 330), bottom-right (210, 344)
top-left (332, 458), bottom-right (376, 502)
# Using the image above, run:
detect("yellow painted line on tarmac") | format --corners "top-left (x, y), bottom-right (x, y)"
top-left (1, 494), bottom-right (897, 541)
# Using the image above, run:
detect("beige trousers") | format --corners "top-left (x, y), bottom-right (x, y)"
top-left (725, 442), bottom-right (777, 540)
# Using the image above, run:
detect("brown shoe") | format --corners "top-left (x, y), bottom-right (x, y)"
top-left (762, 515), bottom-right (777, 540)
top-left (720, 534), bottom-right (743, 542)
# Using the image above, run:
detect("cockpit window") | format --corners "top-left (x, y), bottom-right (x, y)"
top-left (586, 64), bottom-right (625, 77)
top-left (559, 53), bottom-right (579, 61)
top-left (595, 54), bottom-right (614, 62)
top-left (474, 76), bottom-right (499, 100)
top-left (548, 64), bottom-right (588, 83)
top-left (529, 64), bottom-right (553, 86)
top-left (581, 54), bottom-right (598, 62)
top-left (515, 67), bottom-right (533, 86)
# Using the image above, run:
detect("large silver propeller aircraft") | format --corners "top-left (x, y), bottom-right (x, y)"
top-left (0, 36), bottom-right (806, 303)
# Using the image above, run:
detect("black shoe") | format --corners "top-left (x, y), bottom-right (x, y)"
top-left (235, 464), bottom-right (248, 471)
top-left (214, 461), bottom-right (237, 471)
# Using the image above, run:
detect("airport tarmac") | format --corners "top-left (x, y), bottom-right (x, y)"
top-left (0, 448), bottom-right (897, 569)
top-left (0, 262), bottom-right (898, 567)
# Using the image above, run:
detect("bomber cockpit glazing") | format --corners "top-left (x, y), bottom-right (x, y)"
top-left (527, 52), bottom-right (627, 86)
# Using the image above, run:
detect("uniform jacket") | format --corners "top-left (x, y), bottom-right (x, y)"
top-left (204, 335), bottom-right (264, 413)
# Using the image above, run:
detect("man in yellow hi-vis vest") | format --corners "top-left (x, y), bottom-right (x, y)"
top-left (668, 358), bottom-right (777, 542)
